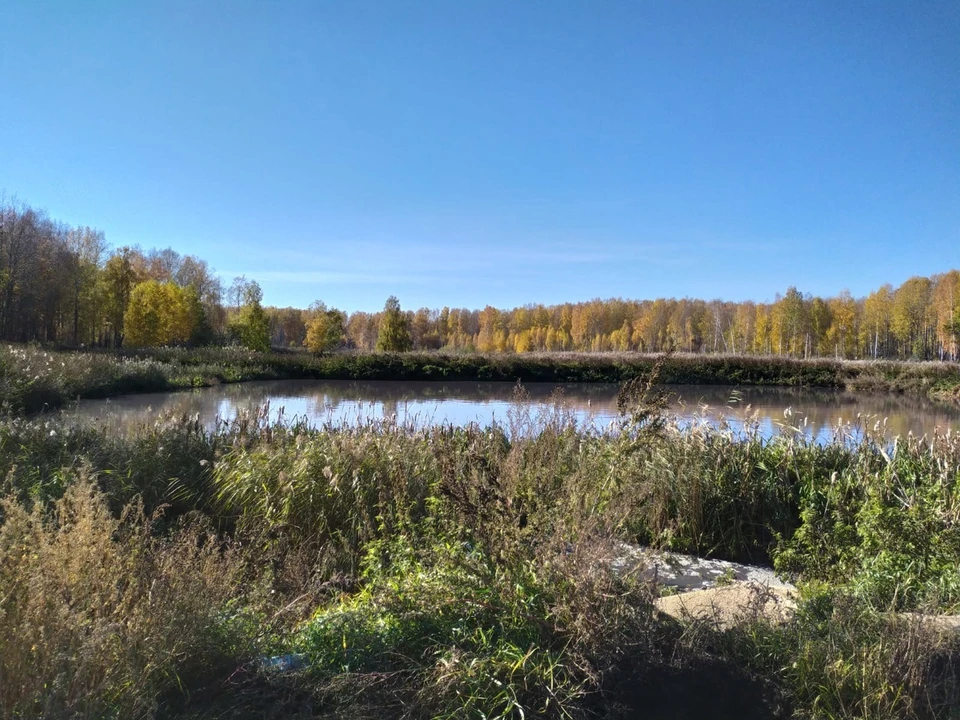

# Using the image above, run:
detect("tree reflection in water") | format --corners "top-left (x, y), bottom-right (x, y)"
top-left (67, 379), bottom-right (960, 442)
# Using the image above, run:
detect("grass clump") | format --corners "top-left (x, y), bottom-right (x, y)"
top-left (0, 412), bottom-right (217, 518)
top-left (717, 584), bottom-right (960, 719)
top-left (0, 473), bottom-right (247, 719)
top-left (292, 536), bottom-right (610, 718)
top-left (0, 345), bottom-right (172, 414)
top-left (212, 416), bottom-right (443, 574)
top-left (776, 431), bottom-right (960, 612)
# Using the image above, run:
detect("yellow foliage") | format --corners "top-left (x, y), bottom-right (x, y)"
top-left (124, 281), bottom-right (196, 347)
top-left (514, 330), bottom-right (532, 353)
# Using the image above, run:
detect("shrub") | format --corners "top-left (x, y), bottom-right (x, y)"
top-left (293, 531), bottom-right (655, 719)
top-left (776, 431), bottom-right (960, 611)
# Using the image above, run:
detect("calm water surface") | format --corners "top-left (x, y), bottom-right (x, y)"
top-left (65, 380), bottom-right (960, 442)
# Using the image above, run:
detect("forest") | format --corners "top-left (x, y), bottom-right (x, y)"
top-left (3, 198), bottom-right (959, 360)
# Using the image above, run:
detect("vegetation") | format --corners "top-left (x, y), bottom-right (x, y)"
top-left (124, 280), bottom-right (203, 347)
top-left (375, 295), bottom-right (413, 352)
top-left (0, 367), bottom-right (958, 718)
top-left (304, 302), bottom-right (346, 354)
top-left (2, 344), bottom-right (958, 415)
top-left (226, 277), bottom-right (271, 352)
top-left (2, 193), bottom-right (959, 716)
top-left (0, 479), bottom-right (245, 718)
top-left (3, 198), bottom-right (960, 361)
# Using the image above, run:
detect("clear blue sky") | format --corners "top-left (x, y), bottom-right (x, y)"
top-left (2, 1), bottom-right (958, 312)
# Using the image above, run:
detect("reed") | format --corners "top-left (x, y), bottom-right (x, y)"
top-left (1, 374), bottom-right (958, 717)
top-left (0, 474), bottom-right (246, 718)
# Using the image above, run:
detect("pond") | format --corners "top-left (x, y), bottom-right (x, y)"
top-left (64, 379), bottom-right (960, 442)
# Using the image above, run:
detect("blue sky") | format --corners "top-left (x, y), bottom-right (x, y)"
top-left (1, 1), bottom-right (958, 312)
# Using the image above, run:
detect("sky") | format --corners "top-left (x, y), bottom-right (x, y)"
top-left (1, 1), bottom-right (958, 312)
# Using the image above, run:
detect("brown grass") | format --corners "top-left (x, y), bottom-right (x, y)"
top-left (0, 472), bottom-right (245, 719)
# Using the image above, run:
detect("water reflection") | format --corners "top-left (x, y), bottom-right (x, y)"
top-left (65, 380), bottom-right (960, 442)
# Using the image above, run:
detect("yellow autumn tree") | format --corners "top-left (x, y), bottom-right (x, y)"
top-left (861, 284), bottom-right (893, 358)
top-left (932, 271), bottom-right (960, 360)
top-left (891, 276), bottom-right (932, 358)
top-left (305, 301), bottom-right (346, 353)
top-left (752, 304), bottom-right (771, 354)
top-left (124, 280), bottom-right (195, 347)
top-left (826, 290), bottom-right (858, 358)
top-left (513, 330), bottom-right (532, 353)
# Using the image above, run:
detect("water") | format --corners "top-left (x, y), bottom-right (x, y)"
top-left (64, 379), bottom-right (960, 442)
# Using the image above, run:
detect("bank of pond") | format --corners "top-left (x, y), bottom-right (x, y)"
top-left (2, 344), bottom-right (960, 415)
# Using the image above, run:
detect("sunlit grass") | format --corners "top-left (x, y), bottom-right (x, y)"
top-left (0, 372), bottom-right (958, 717)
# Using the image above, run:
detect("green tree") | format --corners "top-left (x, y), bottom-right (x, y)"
top-left (228, 278), bottom-right (270, 351)
top-left (176, 255), bottom-right (225, 340)
top-left (101, 247), bottom-right (145, 347)
top-left (185, 287), bottom-right (214, 345)
top-left (375, 296), bottom-right (412, 352)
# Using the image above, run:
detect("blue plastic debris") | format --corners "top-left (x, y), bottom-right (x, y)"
top-left (259, 653), bottom-right (308, 672)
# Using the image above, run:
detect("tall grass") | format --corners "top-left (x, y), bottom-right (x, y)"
top-left (212, 414), bottom-right (444, 574)
top-left (776, 429), bottom-right (960, 612)
top-left (716, 584), bottom-right (960, 719)
top-left (0, 374), bottom-right (958, 717)
top-left (0, 474), bottom-right (246, 718)
top-left (0, 412), bottom-right (217, 517)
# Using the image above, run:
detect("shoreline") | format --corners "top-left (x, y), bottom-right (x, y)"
top-left (3, 345), bottom-right (959, 415)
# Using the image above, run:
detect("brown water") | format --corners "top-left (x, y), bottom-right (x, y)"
top-left (64, 379), bottom-right (960, 442)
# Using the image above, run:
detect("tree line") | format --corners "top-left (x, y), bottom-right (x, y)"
top-left (2, 197), bottom-right (958, 359)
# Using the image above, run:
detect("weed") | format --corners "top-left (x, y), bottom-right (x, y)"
top-left (0, 472), bottom-right (246, 718)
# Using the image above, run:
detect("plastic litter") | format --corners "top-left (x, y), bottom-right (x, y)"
top-left (259, 653), bottom-right (308, 672)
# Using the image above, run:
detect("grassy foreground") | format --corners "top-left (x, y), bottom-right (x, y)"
top-left (2, 344), bottom-right (959, 414)
top-left (1, 371), bottom-right (959, 719)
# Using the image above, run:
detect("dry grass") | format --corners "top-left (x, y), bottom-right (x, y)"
top-left (0, 360), bottom-right (959, 717)
top-left (702, 585), bottom-right (960, 720)
top-left (0, 472), bottom-right (245, 719)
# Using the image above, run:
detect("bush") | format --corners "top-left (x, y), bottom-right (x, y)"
top-left (775, 431), bottom-right (960, 611)
top-left (0, 367), bottom-right (958, 717)
top-left (292, 531), bottom-right (655, 718)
